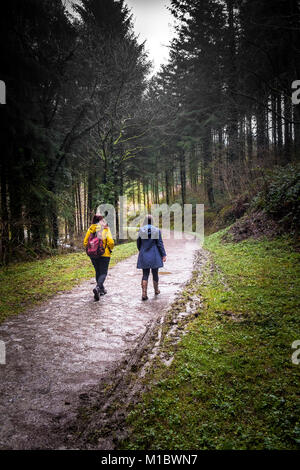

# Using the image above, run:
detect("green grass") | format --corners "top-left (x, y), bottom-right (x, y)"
top-left (122, 232), bottom-right (300, 450)
top-left (0, 242), bottom-right (137, 324)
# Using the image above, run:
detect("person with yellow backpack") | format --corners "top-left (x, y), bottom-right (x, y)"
top-left (83, 213), bottom-right (114, 301)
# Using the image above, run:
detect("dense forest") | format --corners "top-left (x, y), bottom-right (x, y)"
top-left (0, 0), bottom-right (300, 453)
top-left (1, 0), bottom-right (300, 264)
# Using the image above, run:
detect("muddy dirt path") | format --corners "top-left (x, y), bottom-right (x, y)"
top-left (0, 233), bottom-right (199, 449)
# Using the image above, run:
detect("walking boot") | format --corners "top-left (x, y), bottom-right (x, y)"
top-left (153, 280), bottom-right (160, 295)
top-left (99, 286), bottom-right (107, 296)
top-left (93, 286), bottom-right (100, 301)
top-left (141, 280), bottom-right (148, 301)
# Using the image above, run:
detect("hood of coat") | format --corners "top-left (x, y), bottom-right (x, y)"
top-left (139, 224), bottom-right (159, 238)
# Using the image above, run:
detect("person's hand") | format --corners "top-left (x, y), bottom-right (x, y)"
top-left (162, 256), bottom-right (167, 262)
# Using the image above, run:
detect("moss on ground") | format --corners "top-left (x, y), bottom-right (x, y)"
top-left (122, 232), bottom-right (300, 450)
top-left (0, 242), bottom-right (137, 324)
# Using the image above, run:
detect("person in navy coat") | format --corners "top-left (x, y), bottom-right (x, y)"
top-left (137, 214), bottom-right (167, 300)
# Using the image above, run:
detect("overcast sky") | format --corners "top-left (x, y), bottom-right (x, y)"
top-left (125, 0), bottom-right (174, 73)
top-left (65, 0), bottom-right (174, 74)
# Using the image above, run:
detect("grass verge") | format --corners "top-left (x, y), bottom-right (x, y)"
top-left (0, 242), bottom-right (137, 324)
top-left (122, 231), bottom-right (300, 450)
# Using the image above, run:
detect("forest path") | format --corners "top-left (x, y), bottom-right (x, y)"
top-left (0, 233), bottom-right (199, 449)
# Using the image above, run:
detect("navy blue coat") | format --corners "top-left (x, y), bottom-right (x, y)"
top-left (137, 225), bottom-right (166, 269)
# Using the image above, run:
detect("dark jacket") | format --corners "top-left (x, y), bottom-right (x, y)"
top-left (137, 225), bottom-right (166, 269)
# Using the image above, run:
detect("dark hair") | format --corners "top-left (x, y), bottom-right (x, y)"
top-left (92, 215), bottom-right (103, 224)
top-left (92, 211), bottom-right (108, 225)
top-left (143, 214), bottom-right (154, 226)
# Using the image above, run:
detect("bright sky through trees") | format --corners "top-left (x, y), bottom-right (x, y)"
top-left (125, 0), bottom-right (174, 73)
top-left (65, 0), bottom-right (174, 73)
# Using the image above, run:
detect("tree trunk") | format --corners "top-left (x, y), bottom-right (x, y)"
top-left (146, 181), bottom-right (150, 210)
top-left (284, 94), bottom-right (292, 162)
top-left (277, 94), bottom-right (283, 160)
top-left (293, 103), bottom-right (300, 160)
top-left (8, 155), bottom-right (24, 246)
top-left (77, 182), bottom-right (83, 233)
top-left (165, 171), bottom-right (170, 205)
top-left (0, 159), bottom-right (9, 264)
top-left (143, 181), bottom-right (147, 209)
top-left (239, 118), bottom-right (246, 164)
top-left (69, 178), bottom-right (75, 247)
top-left (246, 113), bottom-right (253, 164)
top-left (48, 180), bottom-right (59, 248)
top-left (87, 165), bottom-right (95, 226)
top-left (226, 0), bottom-right (239, 164)
top-left (271, 91), bottom-right (277, 161)
top-left (179, 148), bottom-right (186, 207)
top-left (137, 180), bottom-right (141, 205)
top-left (203, 126), bottom-right (215, 207)
top-left (83, 176), bottom-right (87, 230)
top-left (256, 103), bottom-right (267, 160)
top-left (132, 182), bottom-right (135, 211)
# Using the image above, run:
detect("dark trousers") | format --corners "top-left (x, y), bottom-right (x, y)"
top-left (142, 268), bottom-right (159, 282)
top-left (91, 256), bottom-right (110, 288)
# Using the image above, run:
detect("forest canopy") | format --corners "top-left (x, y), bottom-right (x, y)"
top-left (0, 0), bottom-right (299, 264)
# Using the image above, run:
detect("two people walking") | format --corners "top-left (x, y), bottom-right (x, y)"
top-left (84, 213), bottom-right (166, 301)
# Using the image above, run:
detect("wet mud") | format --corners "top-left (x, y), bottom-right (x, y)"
top-left (0, 233), bottom-right (201, 449)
